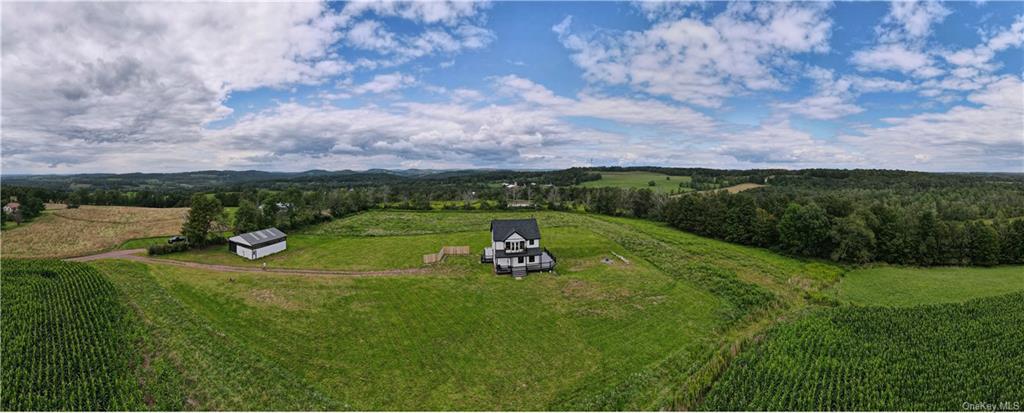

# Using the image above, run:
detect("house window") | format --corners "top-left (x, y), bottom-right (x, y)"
top-left (517, 257), bottom-right (524, 264)
top-left (529, 256), bottom-right (535, 263)
top-left (506, 240), bottom-right (525, 252)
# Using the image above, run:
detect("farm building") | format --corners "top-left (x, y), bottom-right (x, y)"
top-left (3, 202), bottom-right (20, 214)
top-left (228, 228), bottom-right (287, 260)
top-left (481, 218), bottom-right (556, 277)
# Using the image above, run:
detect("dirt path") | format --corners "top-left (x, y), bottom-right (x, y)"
top-left (67, 249), bottom-right (435, 277)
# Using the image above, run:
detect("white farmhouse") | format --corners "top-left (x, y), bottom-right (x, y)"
top-left (228, 228), bottom-right (287, 260)
top-left (481, 218), bottom-right (556, 277)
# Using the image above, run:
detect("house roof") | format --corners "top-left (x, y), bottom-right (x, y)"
top-left (4, 202), bottom-right (20, 209)
top-left (490, 218), bottom-right (541, 241)
top-left (229, 227), bottom-right (287, 247)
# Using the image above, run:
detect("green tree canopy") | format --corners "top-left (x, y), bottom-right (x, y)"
top-left (181, 194), bottom-right (224, 246)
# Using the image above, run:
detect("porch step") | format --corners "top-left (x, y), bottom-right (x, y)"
top-left (512, 267), bottom-right (527, 278)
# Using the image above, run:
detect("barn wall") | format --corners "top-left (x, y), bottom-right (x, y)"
top-left (236, 245), bottom-right (253, 259)
top-left (254, 240), bottom-right (287, 259)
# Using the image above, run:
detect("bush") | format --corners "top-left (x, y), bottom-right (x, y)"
top-left (148, 242), bottom-right (190, 255)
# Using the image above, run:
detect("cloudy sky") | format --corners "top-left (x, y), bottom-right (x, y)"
top-left (2, 1), bottom-right (1022, 174)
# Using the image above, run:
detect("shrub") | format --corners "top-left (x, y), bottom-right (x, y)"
top-left (148, 242), bottom-right (190, 255)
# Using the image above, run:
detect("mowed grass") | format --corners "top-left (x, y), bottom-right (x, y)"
top-left (166, 211), bottom-right (593, 270)
top-left (577, 171), bottom-right (692, 194)
top-left (119, 236), bottom-right (172, 250)
top-left (298, 210), bottom-right (580, 237)
top-left (100, 210), bottom-right (846, 409)
top-left (832, 265), bottom-right (1024, 307)
top-left (95, 236), bottom-right (731, 410)
top-left (164, 228), bottom-right (544, 270)
top-left (0, 205), bottom-right (186, 258)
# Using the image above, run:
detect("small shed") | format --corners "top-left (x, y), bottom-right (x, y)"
top-left (228, 228), bottom-right (287, 260)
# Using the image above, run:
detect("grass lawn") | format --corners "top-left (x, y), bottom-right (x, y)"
top-left (77, 210), bottom-right (849, 410)
top-left (297, 210), bottom-right (580, 237)
top-left (577, 171), bottom-right (692, 194)
top-left (831, 265), bottom-right (1024, 307)
top-left (95, 237), bottom-right (731, 410)
top-left (120, 236), bottom-right (174, 250)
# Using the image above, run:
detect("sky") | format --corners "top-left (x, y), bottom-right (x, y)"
top-left (1, 1), bottom-right (1022, 174)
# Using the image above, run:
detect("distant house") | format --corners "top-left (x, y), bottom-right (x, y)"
top-left (507, 200), bottom-right (533, 208)
top-left (481, 218), bottom-right (556, 277)
top-left (228, 228), bottom-right (287, 260)
top-left (257, 202), bottom-right (293, 211)
top-left (3, 202), bottom-right (20, 214)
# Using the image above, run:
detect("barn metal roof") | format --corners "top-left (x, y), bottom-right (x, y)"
top-left (490, 218), bottom-right (541, 241)
top-left (228, 227), bottom-right (287, 247)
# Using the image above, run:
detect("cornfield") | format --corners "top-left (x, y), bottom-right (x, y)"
top-left (1, 260), bottom-right (141, 410)
top-left (702, 292), bottom-right (1024, 410)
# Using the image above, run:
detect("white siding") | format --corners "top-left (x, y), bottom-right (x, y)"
top-left (254, 240), bottom-right (287, 259)
top-left (235, 240), bottom-right (287, 260)
top-left (235, 245), bottom-right (253, 259)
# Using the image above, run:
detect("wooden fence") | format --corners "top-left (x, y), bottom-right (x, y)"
top-left (423, 246), bottom-right (471, 264)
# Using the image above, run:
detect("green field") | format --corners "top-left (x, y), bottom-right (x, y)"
top-left (702, 292), bottom-right (1024, 410)
top-left (297, 210), bottom-right (580, 237)
top-left (41, 210), bottom-right (842, 410)
top-left (119, 236), bottom-right (172, 250)
top-left (45, 209), bottom-right (1024, 410)
top-left (577, 171), bottom-right (692, 194)
top-left (701, 263), bottom-right (1024, 410)
top-left (833, 265), bottom-right (1024, 307)
top-left (95, 252), bottom-right (728, 410)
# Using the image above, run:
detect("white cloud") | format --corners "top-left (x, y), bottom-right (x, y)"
top-left (879, 1), bottom-right (951, 41)
top-left (352, 73), bottom-right (417, 94)
top-left (340, 1), bottom-right (490, 27)
top-left (555, 2), bottom-right (833, 107)
top-left (774, 67), bottom-right (916, 120)
top-left (775, 95), bottom-right (864, 120)
top-left (839, 76), bottom-right (1024, 171)
top-left (714, 121), bottom-right (862, 164)
top-left (1, 2), bottom-right (492, 173)
top-left (942, 15), bottom-right (1024, 70)
top-left (850, 43), bottom-right (939, 77)
top-left (493, 75), bottom-right (718, 134)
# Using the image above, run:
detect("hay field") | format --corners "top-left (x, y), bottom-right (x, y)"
top-left (0, 205), bottom-right (186, 258)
